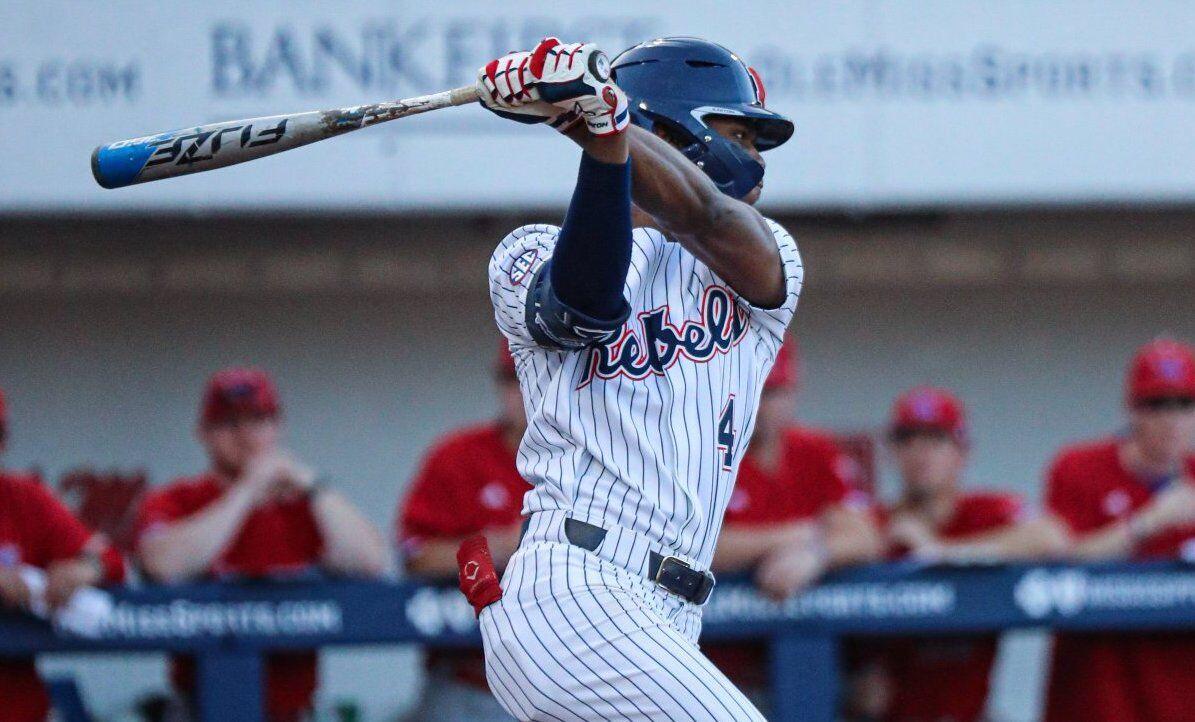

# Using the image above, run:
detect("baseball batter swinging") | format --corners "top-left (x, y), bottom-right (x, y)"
top-left (472, 36), bottom-right (802, 721)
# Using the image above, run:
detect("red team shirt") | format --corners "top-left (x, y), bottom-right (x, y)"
top-left (707, 425), bottom-right (856, 689)
top-left (874, 492), bottom-right (1024, 722)
top-left (1044, 439), bottom-right (1195, 722)
top-left (134, 474), bottom-right (325, 719)
top-left (0, 473), bottom-right (124, 722)
top-left (398, 422), bottom-right (530, 687)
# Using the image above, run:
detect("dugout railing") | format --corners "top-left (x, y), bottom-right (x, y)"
top-left (4, 561), bottom-right (1195, 722)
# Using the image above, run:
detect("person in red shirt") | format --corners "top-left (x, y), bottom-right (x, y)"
top-left (133, 369), bottom-right (388, 722)
top-left (0, 386), bottom-right (125, 722)
top-left (1044, 338), bottom-right (1195, 722)
top-left (709, 339), bottom-right (883, 712)
top-left (853, 386), bottom-right (1066, 722)
top-left (398, 343), bottom-right (530, 722)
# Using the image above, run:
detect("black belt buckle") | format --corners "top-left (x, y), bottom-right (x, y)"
top-left (547, 515), bottom-right (716, 605)
top-left (653, 554), bottom-right (715, 605)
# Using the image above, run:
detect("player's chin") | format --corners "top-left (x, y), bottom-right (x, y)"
top-left (742, 183), bottom-right (763, 206)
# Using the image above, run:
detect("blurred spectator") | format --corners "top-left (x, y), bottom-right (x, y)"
top-left (133, 368), bottom-right (388, 722)
top-left (709, 339), bottom-right (883, 712)
top-left (58, 468), bottom-right (148, 553)
top-left (397, 343), bottom-right (529, 722)
top-left (0, 386), bottom-right (125, 722)
top-left (1044, 338), bottom-right (1195, 722)
top-left (851, 386), bottom-right (1067, 722)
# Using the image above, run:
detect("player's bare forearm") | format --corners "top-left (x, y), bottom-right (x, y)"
top-left (0, 568), bottom-right (33, 610)
top-left (405, 525), bottom-right (522, 577)
top-left (1070, 481), bottom-right (1195, 559)
top-left (1066, 513), bottom-right (1166, 560)
top-left (583, 129), bottom-right (628, 164)
top-left (567, 124), bottom-right (785, 307)
top-left (711, 520), bottom-right (818, 572)
top-left (403, 540), bottom-right (463, 578)
top-left (138, 484), bottom-right (260, 582)
top-left (312, 490), bottom-right (391, 577)
top-left (939, 517), bottom-right (1071, 561)
top-left (821, 506), bottom-right (885, 567)
top-left (1069, 523), bottom-right (1133, 559)
top-left (45, 555), bottom-right (104, 609)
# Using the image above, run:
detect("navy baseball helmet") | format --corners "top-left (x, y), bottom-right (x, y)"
top-left (612, 37), bottom-right (794, 199)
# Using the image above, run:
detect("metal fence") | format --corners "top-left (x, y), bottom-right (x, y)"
top-left (6, 562), bottom-right (1195, 721)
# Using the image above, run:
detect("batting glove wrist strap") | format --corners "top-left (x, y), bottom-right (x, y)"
top-left (527, 38), bottom-right (629, 136)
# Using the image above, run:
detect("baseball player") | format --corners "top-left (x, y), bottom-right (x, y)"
top-left (852, 387), bottom-right (1067, 722)
top-left (0, 386), bottom-right (125, 722)
top-left (707, 339), bottom-right (881, 713)
top-left (399, 343), bottom-right (530, 721)
top-left (1044, 339), bottom-right (1195, 722)
top-left (473, 36), bottom-right (801, 720)
top-left (133, 369), bottom-right (388, 722)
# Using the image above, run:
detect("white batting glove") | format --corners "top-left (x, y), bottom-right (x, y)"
top-left (526, 37), bottom-right (629, 136)
top-left (477, 50), bottom-right (580, 132)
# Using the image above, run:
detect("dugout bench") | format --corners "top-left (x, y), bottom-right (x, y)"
top-left (4, 561), bottom-right (1195, 722)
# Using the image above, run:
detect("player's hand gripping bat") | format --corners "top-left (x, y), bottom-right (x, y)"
top-left (91, 85), bottom-right (480, 189)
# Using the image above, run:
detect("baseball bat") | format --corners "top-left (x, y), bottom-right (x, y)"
top-left (91, 85), bottom-right (479, 189)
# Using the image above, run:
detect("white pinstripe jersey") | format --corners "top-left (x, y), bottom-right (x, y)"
top-left (488, 220), bottom-right (803, 570)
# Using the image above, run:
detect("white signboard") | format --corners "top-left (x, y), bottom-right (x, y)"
top-left (2, 0), bottom-right (1194, 211)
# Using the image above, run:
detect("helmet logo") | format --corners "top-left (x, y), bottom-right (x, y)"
top-left (1156, 356), bottom-right (1184, 381)
top-left (689, 106), bottom-right (744, 124)
top-left (747, 66), bottom-right (767, 106)
top-left (911, 393), bottom-right (938, 421)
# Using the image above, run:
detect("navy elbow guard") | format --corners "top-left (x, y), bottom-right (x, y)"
top-left (526, 262), bottom-right (630, 350)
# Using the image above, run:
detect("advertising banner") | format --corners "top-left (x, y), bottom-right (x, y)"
top-left (3, 1), bottom-right (1194, 212)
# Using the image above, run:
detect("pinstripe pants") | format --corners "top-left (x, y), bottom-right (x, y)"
top-left (479, 540), bottom-right (767, 721)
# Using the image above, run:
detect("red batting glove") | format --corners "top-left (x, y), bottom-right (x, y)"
top-left (457, 534), bottom-right (503, 618)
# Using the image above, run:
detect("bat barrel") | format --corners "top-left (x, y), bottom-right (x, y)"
top-left (91, 112), bottom-right (324, 189)
top-left (91, 139), bottom-right (164, 189)
top-left (92, 86), bottom-right (476, 189)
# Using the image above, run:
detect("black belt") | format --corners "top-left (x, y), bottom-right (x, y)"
top-left (525, 517), bottom-right (715, 605)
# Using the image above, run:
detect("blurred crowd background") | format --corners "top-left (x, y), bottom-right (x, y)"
top-left (3, 1), bottom-right (1195, 721)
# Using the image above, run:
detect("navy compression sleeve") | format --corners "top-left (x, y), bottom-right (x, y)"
top-left (548, 151), bottom-right (633, 321)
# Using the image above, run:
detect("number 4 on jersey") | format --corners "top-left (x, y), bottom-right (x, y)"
top-left (717, 395), bottom-right (736, 471)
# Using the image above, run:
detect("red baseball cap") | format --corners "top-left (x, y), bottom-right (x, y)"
top-left (765, 338), bottom-right (799, 390)
top-left (494, 340), bottom-right (517, 380)
top-left (889, 386), bottom-right (968, 444)
top-left (200, 368), bottom-right (281, 426)
top-left (1126, 338), bottom-right (1195, 404)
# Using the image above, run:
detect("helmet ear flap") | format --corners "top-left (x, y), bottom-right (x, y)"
top-left (636, 106), bottom-right (764, 199)
top-left (680, 134), bottom-right (764, 199)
